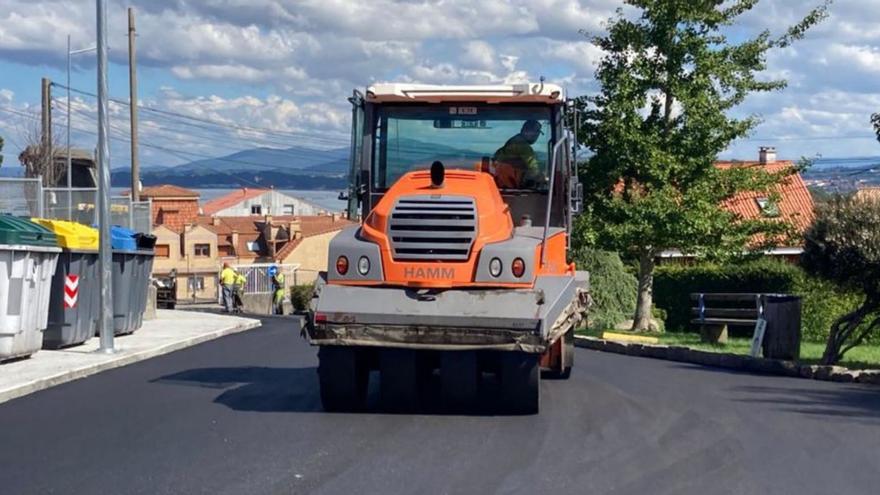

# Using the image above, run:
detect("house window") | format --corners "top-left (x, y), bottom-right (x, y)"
top-left (247, 241), bottom-right (261, 252)
top-left (155, 244), bottom-right (170, 258)
top-left (283, 204), bottom-right (295, 215)
top-left (251, 204), bottom-right (262, 215)
top-left (188, 276), bottom-right (205, 291)
top-left (756, 197), bottom-right (780, 218)
top-left (194, 243), bottom-right (211, 257)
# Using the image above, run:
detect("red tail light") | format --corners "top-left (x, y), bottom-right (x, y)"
top-left (336, 256), bottom-right (349, 275)
top-left (512, 258), bottom-right (525, 278)
top-left (314, 313), bottom-right (327, 324)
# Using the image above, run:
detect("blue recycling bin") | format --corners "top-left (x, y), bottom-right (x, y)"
top-left (110, 226), bottom-right (155, 335)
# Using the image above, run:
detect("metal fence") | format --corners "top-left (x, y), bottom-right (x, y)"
top-left (231, 263), bottom-right (301, 294)
top-left (0, 177), bottom-right (43, 217)
top-left (0, 178), bottom-right (151, 233)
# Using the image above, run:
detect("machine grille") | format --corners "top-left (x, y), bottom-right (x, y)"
top-left (388, 195), bottom-right (477, 261)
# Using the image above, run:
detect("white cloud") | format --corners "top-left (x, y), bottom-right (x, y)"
top-left (460, 41), bottom-right (496, 71)
top-left (1, 0), bottom-right (880, 159)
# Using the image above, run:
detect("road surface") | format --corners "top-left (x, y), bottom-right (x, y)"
top-left (1, 316), bottom-right (878, 494)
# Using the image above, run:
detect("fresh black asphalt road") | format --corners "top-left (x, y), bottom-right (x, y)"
top-left (1, 316), bottom-right (879, 495)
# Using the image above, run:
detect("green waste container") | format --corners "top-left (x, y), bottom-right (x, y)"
top-left (31, 219), bottom-right (100, 349)
top-left (0, 215), bottom-right (61, 361)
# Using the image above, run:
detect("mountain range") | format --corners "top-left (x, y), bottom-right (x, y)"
top-left (111, 145), bottom-right (351, 189)
top-left (3, 142), bottom-right (874, 191)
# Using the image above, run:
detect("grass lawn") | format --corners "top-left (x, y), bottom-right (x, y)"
top-left (578, 328), bottom-right (880, 370)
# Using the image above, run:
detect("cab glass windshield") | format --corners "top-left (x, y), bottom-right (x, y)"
top-left (372, 105), bottom-right (553, 190)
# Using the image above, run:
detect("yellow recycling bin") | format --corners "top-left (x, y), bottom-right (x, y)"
top-left (30, 219), bottom-right (100, 349)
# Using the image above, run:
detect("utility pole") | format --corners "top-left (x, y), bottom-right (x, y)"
top-left (96, 0), bottom-right (114, 353)
top-left (41, 77), bottom-right (52, 184)
top-left (128, 7), bottom-right (140, 202)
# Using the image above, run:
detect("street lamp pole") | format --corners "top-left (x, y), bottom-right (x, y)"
top-left (95, 0), bottom-right (114, 353)
top-left (66, 35), bottom-right (70, 219)
top-left (67, 37), bottom-right (96, 220)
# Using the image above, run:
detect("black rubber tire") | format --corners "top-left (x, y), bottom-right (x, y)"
top-left (500, 352), bottom-right (540, 415)
top-left (379, 348), bottom-right (420, 413)
top-left (545, 328), bottom-right (575, 379)
top-left (318, 346), bottom-right (368, 412)
top-left (440, 351), bottom-right (479, 412)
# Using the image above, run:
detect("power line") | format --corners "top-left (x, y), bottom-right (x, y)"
top-left (51, 82), bottom-right (350, 146)
top-left (63, 105), bottom-right (348, 170)
top-left (54, 97), bottom-right (307, 151)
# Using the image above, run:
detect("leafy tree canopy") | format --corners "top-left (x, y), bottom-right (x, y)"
top-left (802, 196), bottom-right (880, 364)
top-left (575, 0), bottom-right (829, 330)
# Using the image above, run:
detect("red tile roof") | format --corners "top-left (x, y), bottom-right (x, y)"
top-left (715, 160), bottom-right (815, 236)
top-left (124, 184), bottom-right (200, 198)
top-left (274, 216), bottom-right (355, 260)
top-left (201, 188), bottom-right (270, 216)
top-left (193, 214), bottom-right (353, 260)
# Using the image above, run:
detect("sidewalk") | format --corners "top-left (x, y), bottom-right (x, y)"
top-left (0, 310), bottom-right (261, 405)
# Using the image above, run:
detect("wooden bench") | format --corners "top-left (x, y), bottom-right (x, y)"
top-left (690, 293), bottom-right (765, 344)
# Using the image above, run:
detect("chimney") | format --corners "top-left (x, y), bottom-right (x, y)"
top-left (759, 146), bottom-right (776, 165)
top-left (289, 219), bottom-right (303, 240)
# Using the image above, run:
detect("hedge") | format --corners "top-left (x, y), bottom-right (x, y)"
top-left (653, 259), bottom-right (865, 343)
top-left (571, 248), bottom-right (637, 330)
top-left (289, 283), bottom-right (315, 312)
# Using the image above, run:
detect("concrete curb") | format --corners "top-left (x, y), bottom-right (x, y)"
top-left (574, 335), bottom-right (880, 386)
top-left (0, 317), bottom-right (261, 405)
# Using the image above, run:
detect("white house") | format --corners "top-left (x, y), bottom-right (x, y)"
top-left (201, 188), bottom-right (328, 217)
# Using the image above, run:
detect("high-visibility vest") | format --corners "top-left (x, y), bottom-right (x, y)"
top-left (272, 273), bottom-right (285, 291)
top-left (220, 267), bottom-right (237, 285)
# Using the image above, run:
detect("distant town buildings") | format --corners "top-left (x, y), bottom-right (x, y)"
top-left (201, 187), bottom-right (326, 217)
top-left (145, 184), bottom-right (350, 300)
top-left (855, 187), bottom-right (880, 201)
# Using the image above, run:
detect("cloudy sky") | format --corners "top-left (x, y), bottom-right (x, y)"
top-left (1, 0), bottom-right (879, 170)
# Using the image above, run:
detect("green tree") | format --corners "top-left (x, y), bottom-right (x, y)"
top-left (802, 196), bottom-right (880, 365)
top-left (577, 0), bottom-right (829, 331)
top-left (872, 113), bottom-right (880, 142)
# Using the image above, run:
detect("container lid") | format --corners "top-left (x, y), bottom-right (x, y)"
top-left (110, 225), bottom-right (138, 251)
top-left (31, 218), bottom-right (99, 251)
top-left (0, 215), bottom-right (59, 247)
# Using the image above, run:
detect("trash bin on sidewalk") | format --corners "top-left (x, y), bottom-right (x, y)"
top-left (0, 215), bottom-right (61, 361)
top-left (31, 219), bottom-right (100, 349)
top-left (762, 294), bottom-right (802, 361)
top-left (110, 226), bottom-right (155, 335)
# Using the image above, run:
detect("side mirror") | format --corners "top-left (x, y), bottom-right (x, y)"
top-left (570, 181), bottom-right (583, 214)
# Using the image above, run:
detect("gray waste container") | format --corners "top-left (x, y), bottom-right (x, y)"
top-left (31, 219), bottom-right (101, 350)
top-left (0, 216), bottom-right (61, 361)
top-left (111, 226), bottom-right (155, 335)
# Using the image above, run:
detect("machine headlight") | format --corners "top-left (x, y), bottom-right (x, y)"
top-left (357, 256), bottom-right (370, 275)
top-left (489, 257), bottom-right (502, 277)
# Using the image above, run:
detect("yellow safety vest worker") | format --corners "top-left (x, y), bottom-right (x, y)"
top-left (493, 134), bottom-right (541, 186)
top-left (220, 267), bottom-right (237, 285)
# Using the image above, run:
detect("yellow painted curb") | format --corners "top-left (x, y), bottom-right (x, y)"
top-left (601, 332), bottom-right (660, 344)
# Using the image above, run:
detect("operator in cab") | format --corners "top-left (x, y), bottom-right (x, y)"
top-left (492, 119), bottom-right (545, 189)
